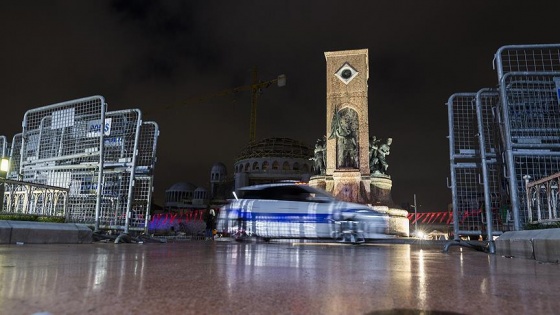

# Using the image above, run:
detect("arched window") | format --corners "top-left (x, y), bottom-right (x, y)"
top-left (293, 162), bottom-right (300, 171)
top-left (245, 163), bottom-right (250, 172)
top-left (262, 161), bottom-right (269, 171)
top-left (272, 161), bottom-right (279, 170)
top-left (282, 161), bottom-right (290, 171)
top-left (252, 161), bottom-right (260, 170)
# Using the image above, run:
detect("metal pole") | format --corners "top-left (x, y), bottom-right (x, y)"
top-left (414, 194), bottom-right (418, 234)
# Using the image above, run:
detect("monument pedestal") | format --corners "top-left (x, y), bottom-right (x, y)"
top-left (370, 175), bottom-right (393, 206)
top-left (368, 175), bottom-right (409, 237)
top-left (310, 173), bottom-right (410, 237)
top-left (310, 169), bottom-right (371, 204)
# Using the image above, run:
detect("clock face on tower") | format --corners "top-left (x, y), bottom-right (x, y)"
top-left (334, 62), bottom-right (359, 84)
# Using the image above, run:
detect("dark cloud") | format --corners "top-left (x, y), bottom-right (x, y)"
top-left (110, 0), bottom-right (223, 81)
top-left (1, 1), bottom-right (560, 210)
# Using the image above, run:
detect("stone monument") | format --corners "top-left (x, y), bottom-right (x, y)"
top-left (308, 48), bottom-right (409, 236)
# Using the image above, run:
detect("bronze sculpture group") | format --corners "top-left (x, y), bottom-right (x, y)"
top-left (311, 107), bottom-right (392, 176)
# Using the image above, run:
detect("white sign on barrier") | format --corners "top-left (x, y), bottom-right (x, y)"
top-left (555, 77), bottom-right (560, 105)
top-left (51, 108), bottom-right (75, 129)
top-left (87, 118), bottom-right (112, 137)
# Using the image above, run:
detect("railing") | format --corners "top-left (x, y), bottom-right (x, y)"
top-left (524, 173), bottom-right (560, 224)
top-left (0, 178), bottom-right (69, 218)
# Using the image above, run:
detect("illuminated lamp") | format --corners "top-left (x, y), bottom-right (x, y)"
top-left (0, 158), bottom-right (8, 175)
top-left (0, 158), bottom-right (7, 212)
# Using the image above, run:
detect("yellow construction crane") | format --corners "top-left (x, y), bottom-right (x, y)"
top-left (166, 67), bottom-right (286, 143)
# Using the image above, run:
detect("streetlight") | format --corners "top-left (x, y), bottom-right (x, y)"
top-left (0, 158), bottom-right (8, 212)
top-left (413, 194), bottom-right (418, 235)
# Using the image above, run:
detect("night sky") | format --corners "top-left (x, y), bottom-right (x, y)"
top-left (1, 1), bottom-right (559, 211)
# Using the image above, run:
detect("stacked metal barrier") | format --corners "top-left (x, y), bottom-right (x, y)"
top-left (0, 136), bottom-right (6, 158)
top-left (447, 93), bottom-right (479, 236)
top-left (8, 134), bottom-right (23, 180)
top-left (447, 44), bottom-right (560, 250)
top-left (20, 96), bottom-right (106, 228)
top-left (497, 73), bottom-right (560, 228)
top-left (94, 109), bottom-right (142, 232)
top-left (447, 93), bottom-right (501, 245)
top-left (0, 136), bottom-right (7, 211)
top-left (130, 121), bottom-right (160, 232)
top-left (1, 95), bottom-right (159, 234)
top-left (494, 44), bottom-right (560, 230)
top-left (474, 89), bottom-right (509, 233)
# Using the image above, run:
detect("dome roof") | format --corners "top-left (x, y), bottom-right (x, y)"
top-left (194, 187), bottom-right (207, 192)
top-left (166, 182), bottom-right (197, 192)
top-left (236, 137), bottom-right (312, 160)
top-left (211, 162), bottom-right (227, 175)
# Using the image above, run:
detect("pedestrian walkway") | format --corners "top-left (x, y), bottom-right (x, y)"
top-left (1, 241), bottom-right (558, 314)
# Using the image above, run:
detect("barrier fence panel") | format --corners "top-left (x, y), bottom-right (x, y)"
top-left (0, 136), bottom-right (6, 158)
top-left (0, 135), bottom-right (7, 212)
top-left (8, 133), bottom-right (22, 180)
top-left (95, 109), bottom-right (142, 233)
top-left (447, 90), bottom-right (507, 253)
top-left (136, 121), bottom-right (160, 173)
top-left (448, 93), bottom-right (482, 240)
top-left (513, 153), bottom-right (560, 224)
top-left (130, 121), bottom-right (160, 232)
top-left (21, 96), bottom-right (107, 230)
top-left (497, 72), bottom-right (560, 229)
top-left (130, 176), bottom-right (152, 232)
top-left (475, 89), bottom-right (509, 242)
top-left (494, 44), bottom-right (560, 81)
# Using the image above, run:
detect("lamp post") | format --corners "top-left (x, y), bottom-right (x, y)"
top-left (413, 194), bottom-right (418, 235)
top-left (0, 158), bottom-right (8, 212)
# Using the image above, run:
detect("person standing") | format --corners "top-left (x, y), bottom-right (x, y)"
top-left (205, 209), bottom-right (216, 240)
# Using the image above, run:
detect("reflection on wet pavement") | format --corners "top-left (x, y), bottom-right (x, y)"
top-left (0, 242), bottom-right (558, 314)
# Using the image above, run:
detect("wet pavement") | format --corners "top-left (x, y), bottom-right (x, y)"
top-left (0, 240), bottom-right (558, 315)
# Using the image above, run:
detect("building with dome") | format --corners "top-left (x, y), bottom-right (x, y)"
top-left (163, 138), bottom-right (313, 212)
top-left (234, 137), bottom-right (313, 189)
top-left (164, 181), bottom-right (201, 211)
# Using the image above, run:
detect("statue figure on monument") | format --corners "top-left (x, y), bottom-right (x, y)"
top-left (369, 136), bottom-right (380, 173)
top-left (374, 137), bottom-right (392, 175)
top-left (328, 107), bottom-right (358, 168)
top-left (311, 136), bottom-right (327, 175)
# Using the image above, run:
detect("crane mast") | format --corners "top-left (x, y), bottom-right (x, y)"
top-left (172, 67), bottom-right (285, 143)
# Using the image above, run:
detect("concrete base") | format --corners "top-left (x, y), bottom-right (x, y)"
top-left (370, 175), bottom-right (394, 206)
top-left (372, 206), bottom-right (410, 237)
top-left (495, 228), bottom-right (560, 263)
top-left (0, 220), bottom-right (93, 244)
top-left (309, 170), bottom-right (371, 204)
top-left (332, 170), bottom-right (371, 203)
top-left (310, 173), bottom-right (409, 237)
